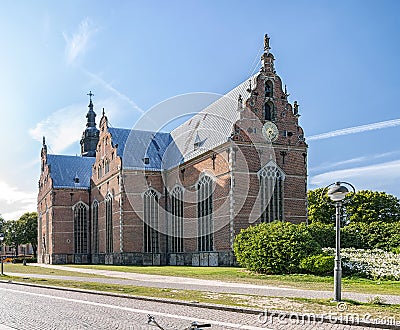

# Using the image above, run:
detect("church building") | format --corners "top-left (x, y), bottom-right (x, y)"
top-left (37, 35), bottom-right (308, 265)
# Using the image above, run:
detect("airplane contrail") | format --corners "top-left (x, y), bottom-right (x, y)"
top-left (307, 118), bottom-right (400, 141)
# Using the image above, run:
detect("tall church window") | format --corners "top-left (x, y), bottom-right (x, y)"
top-left (265, 80), bottom-right (273, 98)
top-left (144, 189), bottom-right (159, 253)
top-left (105, 194), bottom-right (113, 253)
top-left (104, 159), bottom-right (109, 174)
top-left (73, 202), bottom-right (88, 254)
top-left (258, 161), bottom-right (285, 222)
top-left (98, 165), bottom-right (102, 179)
top-left (197, 175), bottom-right (214, 252)
top-left (170, 186), bottom-right (184, 252)
top-left (92, 201), bottom-right (99, 253)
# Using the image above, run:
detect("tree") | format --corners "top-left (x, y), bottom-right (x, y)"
top-left (18, 212), bottom-right (38, 258)
top-left (307, 188), bottom-right (335, 224)
top-left (346, 190), bottom-right (400, 224)
top-left (307, 188), bottom-right (400, 224)
top-left (4, 220), bottom-right (24, 256)
top-left (0, 215), bottom-right (5, 234)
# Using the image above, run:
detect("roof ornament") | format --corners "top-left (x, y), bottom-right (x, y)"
top-left (246, 80), bottom-right (252, 93)
top-left (264, 34), bottom-right (271, 53)
top-left (102, 108), bottom-right (105, 116)
top-left (237, 94), bottom-right (244, 112)
top-left (284, 85), bottom-right (290, 98)
top-left (293, 101), bottom-right (300, 116)
top-left (87, 91), bottom-right (94, 102)
top-left (42, 136), bottom-right (46, 146)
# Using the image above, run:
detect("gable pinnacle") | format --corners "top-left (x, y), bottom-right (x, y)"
top-left (264, 34), bottom-right (271, 53)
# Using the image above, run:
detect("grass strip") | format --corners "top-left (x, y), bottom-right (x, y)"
top-left (68, 265), bottom-right (400, 296)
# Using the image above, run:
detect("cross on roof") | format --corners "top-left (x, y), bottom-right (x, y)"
top-left (87, 91), bottom-right (94, 101)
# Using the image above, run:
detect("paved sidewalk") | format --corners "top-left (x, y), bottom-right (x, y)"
top-left (18, 263), bottom-right (399, 305)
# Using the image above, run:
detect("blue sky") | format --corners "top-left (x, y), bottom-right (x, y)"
top-left (1, 0), bottom-right (400, 220)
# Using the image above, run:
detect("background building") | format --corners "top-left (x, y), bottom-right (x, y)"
top-left (37, 35), bottom-right (308, 265)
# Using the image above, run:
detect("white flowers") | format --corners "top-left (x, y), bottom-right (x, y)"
top-left (323, 248), bottom-right (400, 280)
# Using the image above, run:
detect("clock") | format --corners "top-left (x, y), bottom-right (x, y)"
top-left (262, 121), bottom-right (279, 142)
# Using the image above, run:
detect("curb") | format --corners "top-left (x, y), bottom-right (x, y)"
top-left (1, 279), bottom-right (399, 329)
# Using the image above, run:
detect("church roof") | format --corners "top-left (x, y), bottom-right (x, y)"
top-left (47, 154), bottom-right (95, 189)
top-left (108, 127), bottom-right (181, 170)
top-left (171, 75), bottom-right (256, 162)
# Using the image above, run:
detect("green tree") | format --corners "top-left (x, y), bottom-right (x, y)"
top-left (0, 215), bottom-right (5, 234)
top-left (18, 212), bottom-right (38, 257)
top-left (4, 220), bottom-right (24, 256)
top-left (307, 189), bottom-right (400, 224)
top-left (346, 190), bottom-right (400, 224)
top-left (307, 188), bottom-right (335, 224)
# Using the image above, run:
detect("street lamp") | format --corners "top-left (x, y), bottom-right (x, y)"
top-left (0, 232), bottom-right (4, 276)
top-left (324, 181), bottom-right (355, 302)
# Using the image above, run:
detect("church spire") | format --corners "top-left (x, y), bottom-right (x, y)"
top-left (80, 91), bottom-right (100, 157)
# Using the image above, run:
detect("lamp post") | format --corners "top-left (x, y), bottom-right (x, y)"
top-left (0, 232), bottom-right (4, 276)
top-left (324, 181), bottom-right (355, 302)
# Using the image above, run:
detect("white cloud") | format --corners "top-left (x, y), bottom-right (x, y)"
top-left (29, 104), bottom-right (86, 153)
top-left (63, 17), bottom-right (98, 65)
top-left (307, 118), bottom-right (400, 141)
top-left (309, 151), bottom-right (400, 173)
top-left (310, 160), bottom-right (400, 195)
top-left (0, 181), bottom-right (36, 220)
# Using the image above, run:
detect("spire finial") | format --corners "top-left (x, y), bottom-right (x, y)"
top-left (102, 108), bottom-right (105, 116)
top-left (264, 34), bottom-right (270, 53)
top-left (87, 91), bottom-right (94, 102)
top-left (42, 136), bottom-right (46, 146)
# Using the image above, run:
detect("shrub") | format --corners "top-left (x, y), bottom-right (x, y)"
top-left (299, 254), bottom-right (334, 275)
top-left (234, 221), bottom-right (322, 274)
top-left (307, 222), bottom-right (335, 248)
top-left (323, 247), bottom-right (400, 280)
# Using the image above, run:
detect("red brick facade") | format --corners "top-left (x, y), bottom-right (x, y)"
top-left (37, 35), bottom-right (308, 265)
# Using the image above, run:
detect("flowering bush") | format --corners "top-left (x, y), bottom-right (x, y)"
top-left (323, 247), bottom-right (400, 280)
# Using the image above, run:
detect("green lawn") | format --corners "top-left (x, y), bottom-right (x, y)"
top-left (67, 265), bottom-right (400, 296)
top-left (1, 263), bottom-right (108, 278)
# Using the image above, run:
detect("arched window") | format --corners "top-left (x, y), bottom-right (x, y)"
top-left (258, 161), bottom-right (285, 222)
top-left (92, 201), bottom-right (99, 254)
top-left (105, 194), bottom-right (113, 253)
top-left (98, 164), bottom-right (102, 179)
top-left (104, 159), bottom-right (109, 174)
top-left (73, 202), bottom-right (88, 254)
top-left (265, 80), bottom-right (273, 98)
top-left (197, 175), bottom-right (213, 252)
top-left (144, 189), bottom-right (159, 253)
top-left (264, 102), bottom-right (273, 121)
top-left (170, 186), bottom-right (184, 252)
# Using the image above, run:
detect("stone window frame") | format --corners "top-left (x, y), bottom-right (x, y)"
top-left (170, 185), bottom-right (184, 253)
top-left (92, 200), bottom-right (99, 254)
top-left (197, 174), bottom-right (214, 252)
top-left (258, 160), bottom-right (285, 222)
top-left (143, 188), bottom-right (160, 253)
top-left (105, 193), bottom-right (113, 253)
top-left (72, 201), bottom-right (89, 254)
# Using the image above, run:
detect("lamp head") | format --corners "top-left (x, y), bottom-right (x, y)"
top-left (327, 182), bottom-right (349, 202)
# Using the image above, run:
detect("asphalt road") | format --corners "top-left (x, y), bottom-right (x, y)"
top-left (0, 281), bottom-right (396, 330)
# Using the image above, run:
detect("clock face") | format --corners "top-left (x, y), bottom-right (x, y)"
top-left (262, 121), bottom-right (279, 142)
